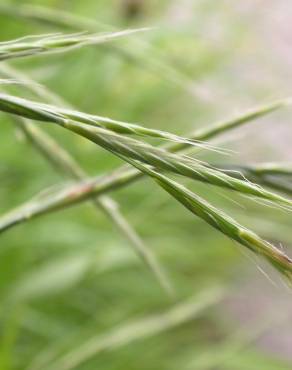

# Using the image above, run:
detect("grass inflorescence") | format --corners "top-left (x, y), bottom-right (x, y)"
top-left (0, 29), bottom-right (152, 61)
top-left (0, 27), bottom-right (291, 287)
top-left (0, 93), bottom-right (291, 209)
top-left (0, 7), bottom-right (292, 370)
top-left (0, 88), bottom-right (291, 282)
top-left (0, 66), bottom-right (173, 295)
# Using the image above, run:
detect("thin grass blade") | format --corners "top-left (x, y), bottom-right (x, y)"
top-left (125, 158), bottom-right (292, 281)
top-left (0, 29), bottom-right (151, 61)
top-left (0, 93), bottom-right (291, 208)
top-left (0, 72), bottom-right (172, 295)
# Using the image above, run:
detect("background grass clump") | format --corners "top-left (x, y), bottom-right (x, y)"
top-left (0, 1), bottom-right (292, 370)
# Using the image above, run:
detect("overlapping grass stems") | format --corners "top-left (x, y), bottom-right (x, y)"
top-left (0, 89), bottom-right (292, 279)
top-left (0, 68), bottom-right (173, 295)
top-left (124, 158), bottom-right (292, 280)
top-left (0, 93), bottom-right (291, 207)
top-left (3, 31), bottom-right (289, 197)
top-left (0, 30), bottom-right (292, 281)
top-left (0, 84), bottom-right (206, 147)
top-left (0, 6), bottom-right (291, 370)
top-left (216, 163), bottom-right (292, 197)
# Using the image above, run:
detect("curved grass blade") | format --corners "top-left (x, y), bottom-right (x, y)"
top-left (0, 71), bottom-right (172, 295)
top-left (18, 121), bottom-right (173, 295)
top-left (125, 158), bottom-right (292, 281)
top-left (64, 119), bottom-right (292, 207)
top-left (0, 168), bottom-right (138, 233)
top-left (1, 152), bottom-right (291, 281)
top-left (165, 98), bottom-right (292, 153)
top-left (0, 75), bottom-right (211, 148)
top-left (44, 105), bottom-right (209, 149)
top-left (0, 93), bottom-right (291, 209)
top-left (0, 94), bottom-right (291, 235)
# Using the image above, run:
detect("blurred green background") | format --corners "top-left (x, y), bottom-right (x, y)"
top-left (0, 1), bottom-right (291, 369)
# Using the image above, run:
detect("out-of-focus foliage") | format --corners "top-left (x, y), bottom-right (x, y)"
top-left (0, 1), bottom-right (291, 369)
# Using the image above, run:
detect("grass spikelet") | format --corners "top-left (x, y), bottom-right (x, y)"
top-left (0, 73), bottom-right (172, 295)
top-left (0, 87), bottom-right (212, 149)
top-left (0, 142), bottom-right (291, 281)
top-left (126, 159), bottom-right (292, 281)
top-left (0, 3), bottom-right (203, 99)
top-left (18, 120), bottom-right (173, 295)
top-left (0, 93), bottom-right (291, 208)
top-left (1, 4), bottom-right (291, 369)
top-left (0, 29), bottom-right (151, 61)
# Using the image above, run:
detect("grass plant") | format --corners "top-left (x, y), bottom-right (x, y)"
top-left (0, 4), bottom-right (291, 369)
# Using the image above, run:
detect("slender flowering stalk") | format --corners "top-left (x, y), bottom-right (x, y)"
top-left (0, 3), bottom-right (202, 100)
top-left (0, 93), bottom-right (290, 234)
top-left (1, 89), bottom-right (290, 280)
top-left (0, 168), bottom-right (139, 233)
top-left (1, 63), bottom-right (288, 158)
top-left (0, 93), bottom-right (291, 208)
top-left (124, 158), bottom-right (292, 281)
top-left (0, 64), bottom-right (69, 106)
top-left (0, 65), bottom-right (205, 149)
top-left (0, 68), bottom-right (172, 295)
top-left (0, 30), bottom-right (151, 61)
top-left (16, 119), bottom-right (172, 295)
top-left (40, 105), bottom-right (209, 148)
top-left (2, 93), bottom-right (208, 148)
top-left (64, 119), bottom-right (292, 206)
top-left (164, 98), bottom-right (291, 153)
top-left (0, 10), bottom-right (291, 367)
top-left (0, 75), bottom-right (210, 148)
top-left (2, 156), bottom-right (292, 281)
